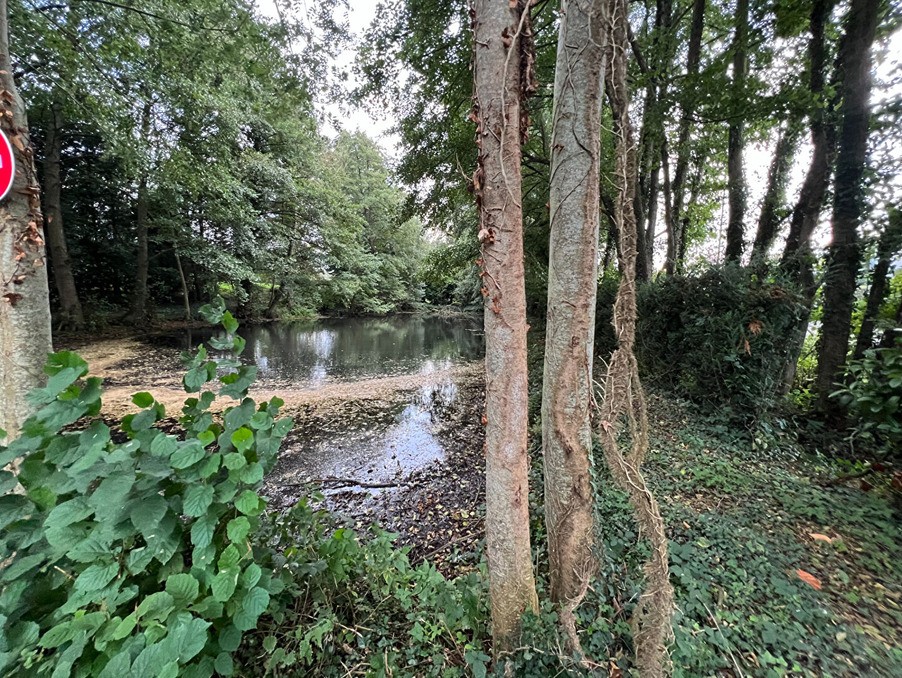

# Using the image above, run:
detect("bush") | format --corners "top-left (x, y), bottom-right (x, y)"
top-left (634, 266), bottom-right (805, 418)
top-left (832, 339), bottom-right (902, 455)
top-left (0, 300), bottom-right (291, 677)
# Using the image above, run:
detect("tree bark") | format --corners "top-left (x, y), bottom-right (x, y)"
top-left (601, 0), bottom-right (674, 672)
top-left (128, 98), bottom-right (151, 324)
top-left (724, 0), bottom-right (749, 263)
top-left (542, 0), bottom-right (606, 657)
top-left (42, 98), bottom-right (84, 330)
top-left (750, 120), bottom-right (803, 267)
top-left (470, 0), bottom-right (538, 652)
top-left (816, 0), bottom-right (881, 413)
top-left (667, 0), bottom-right (705, 274)
top-left (853, 208), bottom-right (902, 359)
top-left (778, 0), bottom-right (837, 393)
top-left (174, 247), bottom-right (191, 321)
top-left (0, 0), bottom-right (53, 440)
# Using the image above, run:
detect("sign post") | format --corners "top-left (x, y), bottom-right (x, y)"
top-left (0, 129), bottom-right (15, 201)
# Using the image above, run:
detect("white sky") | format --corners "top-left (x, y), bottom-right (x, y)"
top-left (255, 0), bottom-right (400, 155)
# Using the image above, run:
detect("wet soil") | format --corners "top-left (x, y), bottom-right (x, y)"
top-left (60, 333), bottom-right (488, 577)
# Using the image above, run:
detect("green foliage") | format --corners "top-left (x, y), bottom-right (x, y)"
top-left (0, 300), bottom-right (292, 677)
top-left (239, 501), bottom-right (490, 677)
top-left (832, 340), bottom-right (902, 454)
top-left (635, 266), bottom-right (805, 418)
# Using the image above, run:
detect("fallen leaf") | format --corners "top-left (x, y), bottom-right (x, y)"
top-left (810, 533), bottom-right (833, 544)
top-left (796, 569), bottom-right (822, 590)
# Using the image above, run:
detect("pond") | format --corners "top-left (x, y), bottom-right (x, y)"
top-left (176, 314), bottom-right (484, 387)
top-left (177, 315), bottom-right (486, 492)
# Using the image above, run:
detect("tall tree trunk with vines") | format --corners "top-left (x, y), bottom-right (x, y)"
top-left (816, 0), bottom-right (880, 415)
top-left (853, 208), bottom-right (902, 359)
top-left (470, 0), bottom-right (538, 652)
top-left (602, 0), bottom-right (674, 674)
top-left (0, 0), bottom-right (52, 440)
top-left (542, 0), bottom-right (606, 658)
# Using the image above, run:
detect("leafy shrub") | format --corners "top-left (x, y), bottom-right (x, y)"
top-left (832, 340), bottom-right (902, 455)
top-left (0, 299), bottom-right (292, 677)
top-left (634, 266), bottom-right (805, 418)
top-left (242, 500), bottom-right (490, 676)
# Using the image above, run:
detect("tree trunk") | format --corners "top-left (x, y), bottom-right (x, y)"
top-left (853, 208), bottom-right (902, 359)
top-left (174, 248), bottom-right (191, 321)
top-left (750, 120), bottom-right (803, 267)
top-left (816, 0), bottom-right (880, 414)
top-left (601, 0), bottom-right (674, 672)
top-left (778, 0), bottom-right (837, 393)
top-left (0, 0), bottom-right (53, 440)
top-left (470, 0), bottom-right (538, 651)
top-left (42, 98), bottom-right (84, 331)
top-left (128, 99), bottom-right (151, 324)
top-left (724, 0), bottom-right (749, 263)
top-left (668, 0), bottom-right (705, 274)
top-left (542, 0), bottom-right (606, 657)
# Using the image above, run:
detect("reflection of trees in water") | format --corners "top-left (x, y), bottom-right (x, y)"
top-left (237, 316), bottom-right (483, 382)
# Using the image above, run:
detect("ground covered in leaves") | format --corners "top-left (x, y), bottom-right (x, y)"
top-left (61, 329), bottom-right (901, 676)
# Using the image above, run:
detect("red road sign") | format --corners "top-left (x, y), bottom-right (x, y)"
top-left (0, 129), bottom-right (15, 201)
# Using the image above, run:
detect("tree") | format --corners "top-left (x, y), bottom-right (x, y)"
top-left (816, 0), bottom-right (881, 413)
top-left (0, 0), bottom-right (52, 440)
top-left (542, 0), bottom-right (606, 657)
top-left (724, 0), bottom-right (749, 263)
top-left (41, 97), bottom-right (84, 330)
top-left (470, 0), bottom-right (538, 651)
top-left (599, 0), bottom-right (673, 673)
top-left (854, 207), bottom-right (902, 359)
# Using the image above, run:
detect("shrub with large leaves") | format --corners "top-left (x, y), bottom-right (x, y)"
top-left (0, 299), bottom-right (292, 677)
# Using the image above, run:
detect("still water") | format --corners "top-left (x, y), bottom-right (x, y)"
top-left (186, 315), bottom-right (484, 489)
top-left (180, 315), bottom-right (484, 387)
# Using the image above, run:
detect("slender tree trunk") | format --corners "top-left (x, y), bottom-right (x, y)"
top-left (128, 99), bottom-right (151, 324)
top-left (470, 0), bottom-right (538, 651)
top-left (724, 0), bottom-right (749, 263)
top-left (602, 0), bottom-right (674, 673)
top-left (852, 208), bottom-right (901, 359)
top-left (668, 0), bottom-right (705, 274)
top-left (778, 0), bottom-right (837, 393)
top-left (542, 0), bottom-right (606, 657)
top-left (0, 0), bottom-right (53, 440)
top-left (174, 248), bottom-right (191, 321)
top-left (750, 121), bottom-right (803, 266)
top-left (816, 0), bottom-right (880, 414)
top-left (42, 98), bottom-right (84, 331)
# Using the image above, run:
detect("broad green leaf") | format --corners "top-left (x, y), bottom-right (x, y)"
top-left (166, 573), bottom-right (200, 606)
top-left (210, 569), bottom-right (238, 603)
top-left (171, 443), bottom-right (206, 469)
top-left (132, 392), bottom-right (155, 408)
top-left (150, 433), bottom-right (178, 457)
top-left (137, 591), bottom-right (175, 621)
top-left (214, 652), bottom-right (234, 676)
top-left (183, 485), bottom-right (215, 517)
top-left (131, 495), bottom-right (169, 538)
top-left (218, 625), bottom-right (242, 652)
top-left (234, 490), bottom-right (263, 516)
top-left (45, 497), bottom-right (93, 530)
top-left (74, 562), bottom-right (118, 592)
top-left (230, 427), bottom-right (253, 452)
top-left (239, 563), bottom-right (262, 589)
top-left (190, 511), bottom-right (218, 549)
top-left (226, 516), bottom-right (250, 543)
top-left (223, 452), bottom-right (246, 471)
top-left (238, 462), bottom-right (264, 484)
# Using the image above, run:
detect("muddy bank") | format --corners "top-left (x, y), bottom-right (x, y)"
top-left (61, 333), bottom-right (488, 576)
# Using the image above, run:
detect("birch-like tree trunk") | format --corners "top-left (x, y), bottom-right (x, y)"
top-left (43, 98), bottom-right (84, 330)
top-left (542, 0), bottom-right (606, 657)
top-left (470, 0), bottom-right (538, 651)
top-left (0, 0), bottom-right (52, 440)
